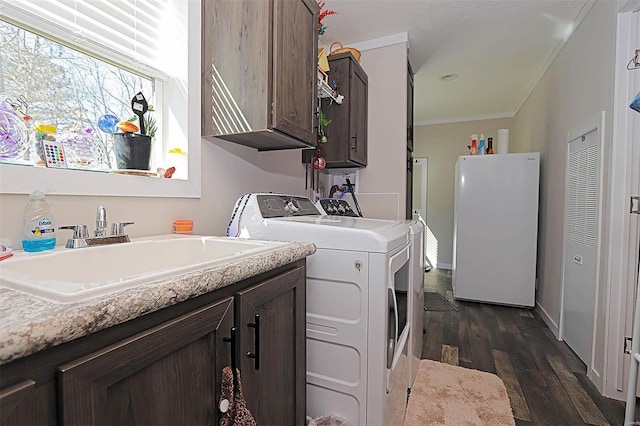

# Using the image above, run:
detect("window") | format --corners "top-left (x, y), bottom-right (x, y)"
top-left (1, 21), bottom-right (154, 171)
top-left (0, 0), bottom-right (201, 198)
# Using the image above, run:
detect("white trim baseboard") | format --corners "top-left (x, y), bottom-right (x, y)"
top-left (536, 301), bottom-right (560, 339)
top-left (436, 263), bottom-right (452, 270)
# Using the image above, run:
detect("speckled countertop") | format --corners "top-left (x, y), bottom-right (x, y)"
top-left (0, 239), bottom-right (315, 365)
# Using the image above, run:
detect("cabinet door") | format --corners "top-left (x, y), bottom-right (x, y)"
top-left (272, 0), bottom-right (318, 145)
top-left (201, 0), bottom-right (318, 150)
top-left (0, 380), bottom-right (36, 426)
top-left (323, 52), bottom-right (368, 168)
top-left (349, 62), bottom-right (368, 166)
top-left (59, 297), bottom-right (234, 426)
top-left (236, 265), bottom-right (306, 425)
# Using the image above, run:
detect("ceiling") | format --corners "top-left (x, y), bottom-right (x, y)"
top-left (320, 0), bottom-right (593, 125)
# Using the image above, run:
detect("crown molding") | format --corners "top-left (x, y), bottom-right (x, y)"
top-left (415, 112), bottom-right (515, 126)
top-left (348, 32), bottom-right (409, 52)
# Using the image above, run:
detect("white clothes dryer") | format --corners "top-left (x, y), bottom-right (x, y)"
top-left (228, 193), bottom-right (411, 426)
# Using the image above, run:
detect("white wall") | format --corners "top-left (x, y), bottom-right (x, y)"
top-left (354, 42), bottom-right (408, 220)
top-left (510, 0), bottom-right (620, 390)
top-left (0, 140), bottom-right (307, 246)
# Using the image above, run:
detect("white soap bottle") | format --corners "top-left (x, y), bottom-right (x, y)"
top-left (22, 190), bottom-right (56, 252)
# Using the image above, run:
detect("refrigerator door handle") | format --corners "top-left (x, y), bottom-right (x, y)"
top-left (631, 196), bottom-right (640, 215)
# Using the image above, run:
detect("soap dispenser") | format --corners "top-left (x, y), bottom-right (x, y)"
top-left (22, 189), bottom-right (56, 252)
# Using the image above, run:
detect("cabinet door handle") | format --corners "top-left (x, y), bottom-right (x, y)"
top-left (223, 326), bottom-right (238, 387)
top-left (247, 313), bottom-right (260, 370)
top-left (351, 135), bottom-right (357, 151)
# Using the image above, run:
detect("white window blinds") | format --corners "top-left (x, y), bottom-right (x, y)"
top-left (0, 0), bottom-right (173, 77)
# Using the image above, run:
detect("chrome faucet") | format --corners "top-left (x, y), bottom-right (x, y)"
top-left (58, 205), bottom-right (134, 248)
top-left (95, 205), bottom-right (108, 237)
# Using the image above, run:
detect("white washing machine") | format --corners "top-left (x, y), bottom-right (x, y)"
top-left (228, 193), bottom-right (410, 425)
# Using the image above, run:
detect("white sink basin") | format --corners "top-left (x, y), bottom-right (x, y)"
top-left (0, 235), bottom-right (288, 303)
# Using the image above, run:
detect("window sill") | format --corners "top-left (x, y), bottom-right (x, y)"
top-left (0, 163), bottom-right (201, 198)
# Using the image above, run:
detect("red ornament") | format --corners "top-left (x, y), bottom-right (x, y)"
top-left (313, 155), bottom-right (326, 170)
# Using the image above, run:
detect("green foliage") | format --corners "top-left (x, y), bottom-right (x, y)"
top-left (319, 110), bottom-right (331, 127)
top-left (145, 114), bottom-right (157, 138)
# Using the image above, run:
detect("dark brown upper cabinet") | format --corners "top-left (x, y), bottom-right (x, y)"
top-left (321, 51), bottom-right (368, 168)
top-left (202, 0), bottom-right (319, 151)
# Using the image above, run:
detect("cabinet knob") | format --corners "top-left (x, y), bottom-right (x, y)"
top-left (351, 135), bottom-right (357, 151)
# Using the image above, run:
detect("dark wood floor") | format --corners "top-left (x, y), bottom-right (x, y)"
top-left (421, 268), bottom-right (637, 426)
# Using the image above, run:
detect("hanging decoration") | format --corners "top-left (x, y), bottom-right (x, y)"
top-left (627, 49), bottom-right (640, 71)
top-left (316, 1), bottom-right (337, 36)
top-left (630, 91), bottom-right (640, 114)
top-left (0, 99), bottom-right (29, 160)
top-left (318, 109), bottom-right (331, 144)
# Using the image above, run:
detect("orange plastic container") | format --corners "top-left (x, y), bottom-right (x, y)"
top-left (173, 219), bottom-right (194, 234)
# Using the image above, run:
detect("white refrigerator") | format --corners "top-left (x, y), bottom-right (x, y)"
top-left (452, 152), bottom-right (540, 307)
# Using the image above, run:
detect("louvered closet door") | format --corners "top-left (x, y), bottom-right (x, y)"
top-left (562, 131), bottom-right (601, 366)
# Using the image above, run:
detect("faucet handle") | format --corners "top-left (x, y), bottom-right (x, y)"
top-left (111, 222), bottom-right (134, 236)
top-left (59, 225), bottom-right (90, 239)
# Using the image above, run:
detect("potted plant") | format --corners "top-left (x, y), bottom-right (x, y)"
top-left (112, 92), bottom-right (155, 170)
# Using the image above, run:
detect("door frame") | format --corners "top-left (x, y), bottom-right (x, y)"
top-left (603, 0), bottom-right (640, 400)
top-left (412, 157), bottom-right (428, 220)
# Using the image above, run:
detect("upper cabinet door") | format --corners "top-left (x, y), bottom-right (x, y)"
top-left (321, 52), bottom-right (368, 168)
top-left (201, 0), bottom-right (318, 151)
top-left (350, 62), bottom-right (368, 166)
top-left (272, 0), bottom-right (318, 145)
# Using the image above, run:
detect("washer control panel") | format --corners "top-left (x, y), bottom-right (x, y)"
top-left (256, 194), bottom-right (320, 218)
top-left (316, 199), bottom-right (359, 217)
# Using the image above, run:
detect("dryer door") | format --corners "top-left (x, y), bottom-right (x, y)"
top-left (384, 244), bottom-right (410, 425)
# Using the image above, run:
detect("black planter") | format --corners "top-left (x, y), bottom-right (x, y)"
top-left (113, 133), bottom-right (152, 170)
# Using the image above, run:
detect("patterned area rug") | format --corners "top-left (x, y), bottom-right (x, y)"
top-left (404, 360), bottom-right (515, 426)
top-left (424, 292), bottom-right (458, 312)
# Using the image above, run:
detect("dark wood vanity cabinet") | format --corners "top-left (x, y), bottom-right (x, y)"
top-left (0, 261), bottom-right (306, 426)
top-left (58, 297), bottom-right (234, 425)
top-left (201, 0), bottom-right (319, 150)
top-left (0, 380), bottom-right (37, 425)
top-left (321, 51), bottom-right (368, 168)
top-left (236, 265), bottom-right (306, 425)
